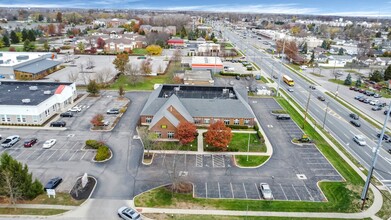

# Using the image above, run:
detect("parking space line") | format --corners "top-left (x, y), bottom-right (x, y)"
top-left (303, 184), bottom-right (314, 201)
top-left (68, 150), bottom-right (79, 161)
top-left (47, 149), bottom-right (58, 161)
top-left (15, 149), bottom-right (26, 159)
top-left (25, 149), bottom-right (37, 160)
top-left (70, 142), bottom-right (79, 150)
top-left (58, 150), bottom-right (68, 161)
top-left (255, 183), bottom-right (261, 199)
top-left (307, 162), bottom-right (328, 165)
top-left (205, 182), bottom-right (208, 199)
top-left (243, 183), bottom-right (248, 199)
top-left (279, 184), bottom-right (288, 200)
top-left (218, 182), bottom-right (221, 198)
top-left (230, 182), bottom-right (234, 198)
top-left (36, 150), bottom-right (49, 160)
top-left (81, 150), bottom-right (88, 160)
top-left (292, 185), bottom-right (301, 201)
top-left (162, 154), bottom-right (166, 166)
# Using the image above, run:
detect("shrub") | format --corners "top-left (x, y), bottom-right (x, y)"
top-left (227, 125), bottom-right (252, 129)
top-left (95, 146), bottom-right (111, 161)
top-left (85, 140), bottom-right (105, 149)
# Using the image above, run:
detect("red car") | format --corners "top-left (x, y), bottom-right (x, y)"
top-left (24, 138), bottom-right (37, 147)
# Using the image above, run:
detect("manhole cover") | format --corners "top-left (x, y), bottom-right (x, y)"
top-left (297, 174), bottom-right (307, 180)
top-left (67, 134), bottom-right (75, 137)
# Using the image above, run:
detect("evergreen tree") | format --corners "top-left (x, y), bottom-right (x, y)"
top-left (23, 40), bottom-right (35, 52)
top-left (210, 32), bottom-right (215, 40)
top-left (38, 14), bottom-right (44, 22)
top-left (321, 40), bottom-right (327, 49)
top-left (180, 26), bottom-right (187, 39)
top-left (344, 73), bottom-right (352, 85)
top-left (2, 36), bottom-right (10, 47)
top-left (87, 80), bottom-right (100, 96)
top-left (384, 64), bottom-right (391, 81)
top-left (355, 78), bottom-right (362, 87)
top-left (10, 31), bottom-right (19, 44)
top-left (369, 70), bottom-right (383, 82)
top-left (21, 29), bottom-right (28, 42)
top-left (310, 51), bottom-right (315, 63)
top-left (27, 30), bottom-right (35, 42)
top-left (302, 42), bottom-right (308, 54)
top-left (338, 47), bottom-right (344, 55)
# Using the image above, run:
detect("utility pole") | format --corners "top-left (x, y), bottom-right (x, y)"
top-left (246, 133), bottom-right (250, 161)
top-left (322, 101), bottom-right (330, 129)
top-left (302, 88), bottom-right (312, 129)
top-left (276, 40), bottom-right (285, 97)
top-left (361, 101), bottom-right (391, 209)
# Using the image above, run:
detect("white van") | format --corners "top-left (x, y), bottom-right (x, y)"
top-left (300, 65), bottom-right (308, 70)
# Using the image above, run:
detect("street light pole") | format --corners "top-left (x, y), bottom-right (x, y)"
top-left (276, 39), bottom-right (285, 97)
top-left (361, 100), bottom-right (391, 209)
top-left (247, 133), bottom-right (250, 161)
top-left (302, 88), bottom-right (312, 129)
top-left (322, 101), bottom-right (330, 129)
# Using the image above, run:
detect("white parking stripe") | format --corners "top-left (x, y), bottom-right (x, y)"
top-left (243, 183), bottom-right (248, 199)
top-left (230, 182), bottom-right (234, 198)
top-left (36, 149), bottom-right (49, 160)
top-left (80, 150), bottom-right (88, 160)
top-left (279, 184), bottom-right (288, 200)
top-left (15, 149), bottom-right (26, 159)
top-left (47, 149), bottom-right (58, 161)
top-left (218, 182), bottom-right (221, 198)
top-left (292, 185), bottom-right (301, 201)
top-left (255, 183), bottom-right (261, 199)
top-left (205, 182), bottom-right (208, 199)
top-left (68, 150), bottom-right (79, 161)
top-left (58, 150), bottom-right (68, 161)
top-left (303, 184), bottom-right (314, 201)
top-left (26, 149), bottom-right (37, 160)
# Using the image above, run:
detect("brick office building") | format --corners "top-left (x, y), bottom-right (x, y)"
top-left (140, 84), bottom-right (255, 139)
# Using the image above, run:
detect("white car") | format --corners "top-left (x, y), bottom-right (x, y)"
top-left (68, 106), bottom-right (81, 112)
top-left (259, 183), bottom-right (273, 200)
top-left (43, 139), bottom-right (57, 149)
top-left (353, 135), bottom-right (366, 146)
top-left (117, 206), bottom-right (141, 220)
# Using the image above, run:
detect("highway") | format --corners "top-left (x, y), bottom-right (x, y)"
top-left (218, 24), bottom-right (391, 190)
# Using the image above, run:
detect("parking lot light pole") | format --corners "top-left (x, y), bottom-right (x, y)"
top-left (322, 101), bottom-right (330, 129)
top-left (246, 133), bottom-right (251, 161)
top-left (361, 100), bottom-right (391, 210)
top-left (276, 40), bottom-right (285, 97)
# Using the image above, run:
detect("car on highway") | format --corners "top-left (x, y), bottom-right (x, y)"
top-left (350, 120), bottom-right (361, 127)
top-left (259, 183), bottom-right (273, 200)
top-left (287, 88), bottom-right (294, 92)
top-left (107, 108), bottom-right (120, 115)
top-left (43, 139), bottom-right (57, 149)
top-left (1, 135), bottom-right (20, 148)
top-left (44, 177), bottom-right (62, 191)
top-left (349, 113), bottom-right (359, 120)
top-left (68, 106), bottom-right (81, 112)
top-left (372, 105), bottom-right (382, 111)
top-left (317, 96), bottom-right (325, 101)
top-left (50, 121), bottom-right (66, 127)
top-left (353, 135), bottom-right (366, 146)
top-left (117, 206), bottom-right (141, 220)
top-left (60, 112), bottom-right (73, 117)
top-left (309, 85), bottom-right (316, 90)
top-left (24, 138), bottom-right (38, 148)
top-left (377, 133), bottom-right (390, 141)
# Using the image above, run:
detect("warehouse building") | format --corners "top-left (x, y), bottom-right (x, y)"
top-left (191, 56), bottom-right (223, 73)
top-left (0, 81), bottom-right (77, 125)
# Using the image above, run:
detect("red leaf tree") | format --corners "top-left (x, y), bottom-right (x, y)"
top-left (204, 121), bottom-right (232, 150)
top-left (97, 37), bottom-right (105, 49)
top-left (175, 121), bottom-right (197, 145)
top-left (91, 114), bottom-right (104, 127)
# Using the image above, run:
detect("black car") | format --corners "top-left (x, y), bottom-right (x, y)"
top-left (276, 114), bottom-right (291, 120)
top-left (350, 120), bottom-right (361, 127)
top-left (106, 108), bottom-right (120, 114)
top-left (384, 109), bottom-right (391, 115)
top-left (388, 149), bottom-right (391, 154)
top-left (349, 113), bottom-right (359, 120)
top-left (317, 96), bottom-right (325, 101)
top-left (60, 112), bottom-right (73, 117)
top-left (377, 133), bottom-right (390, 141)
top-left (50, 121), bottom-right (66, 127)
top-left (44, 177), bottom-right (62, 191)
top-left (309, 85), bottom-right (316, 90)
top-left (235, 75), bottom-right (240, 80)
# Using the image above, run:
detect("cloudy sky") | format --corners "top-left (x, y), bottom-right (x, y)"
top-left (1, 0), bottom-right (391, 17)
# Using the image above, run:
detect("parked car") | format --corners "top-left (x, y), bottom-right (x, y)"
top-left (377, 102), bottom-right (386, 107)
top-left (235, 75), bottom-right (240, 80)
top-left (354, 95), bottom-right (364, 100)
top-left (384, 109), bottom-right (391, 115)
top-left (68, 106), bottom-right (81, 112)
top-left (60, 112), bottom-right (73, 117)
top-left (24, 138), bottom-right (38, 148)
top-left (359, 89), bottom-right (365, 93)
top-left (388, 149), bottom-right (391, 154)
top-left (107, 108), bottom-right (120, 114)
top-left (353, 135), bottom-right (366, 146)
top-left (43, 139), bottom-right (57, 149)
top-left (374, 93), bottom-right (382, 98)
top-left (44, 177), bottom-right (62, 191)
top-left (354, 87), bottom-right (360, 91)
top-left (349, 113), bottom-right (359, 120)
top-left (276, 114), bottom-right (290, 120)
top-left (349, 86), bottom-right (356, 90)
top-left (259, 183), bottom-right (273, 200)
top-left (350, 120), bottom-right (361, 127)
top-left (1, 135), bottom-right (20, 148)
top-left (317, 96), bottom-right (325, 101)
top-left (117, 206), bottom-right (141, 220)
top-left (372, 106), bottom-right (382, 111)
top-left (358, 97), bottom-right (366, 102)
top-left (363, 99), bottom-right (371, 104)
top-left (369, 100), bottom-right (379, 105)
top-left (50, 121), bottom-right (66, 127)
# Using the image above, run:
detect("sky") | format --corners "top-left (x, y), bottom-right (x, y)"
top-left (1, 0), bottom-right (391, 17)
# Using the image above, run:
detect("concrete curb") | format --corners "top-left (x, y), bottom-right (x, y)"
top-left (233, 154), bottom-right (271, 169)
top-left (92, 147), bottom-right (113, 163)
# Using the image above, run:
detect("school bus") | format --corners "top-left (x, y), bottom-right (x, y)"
top-left (283, 75), bottom-right (294, 86)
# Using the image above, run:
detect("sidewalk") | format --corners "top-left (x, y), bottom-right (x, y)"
top-left (0, 203), bottom-right (77, 210)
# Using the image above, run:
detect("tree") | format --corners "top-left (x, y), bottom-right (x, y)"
top-left (113, 53), bottom-right (129, 74)
top-left (0, 40), bottom-right (3, 48)
top-left (96, 37), bottom-right (105, 49)
top-left (38, 14), bottom-right (44, 22)
top-left (204, 121), bottom-right (232, 150)
top-left (338, 47), bottom-right (344, 55)
top-left (77, 42), bottom-right (85, 53)
top-left (67, 71), bottom-right (79, 82)
top-left (175, 121), bottom-right (197, 145)
top-left (3, 36), bottom-right (10, 47)
top-left (291, 26), bottom-right (301, 36)
top-left (321, 40), bottom-right (327, 49)
top-left (124, 63), bottom-right (142, 85)
top-left (10, 31), bottom-right (19, 44)
top-left (284, 41), bottom-right (298, 61)
top-left (21, 29), bottom-right (28, 42)
top-left (43, 41), bottom-right (50, 51)
top-left (140, 60), bottom-right (152, 74)
top-left (118, 85), bottom-right (125, 97)
top-left (369, 70), bottom-right (383, 82)
top-left (375, 31), bottom-right (382, 38)
top-left (310, 51), bottom-right (315, 63)
top-left (0, 153), bottom-right (44, 204)
top-left (56, 12), bottom-right (62, 23)
top-left (344, 73), bottom-right (352, 85)
top-left (23, 40), bottom-right (35, 52)
top-left (27, 29), bottom-right (35, 42)
top-left (138, 127), bottom-right (157, 155)
top-left (90, 114), bottom-right (104, 127)
top-left (302, 42), bottom-right (308, 54)
top-left (384, 65), bottom-right (391, 81)
top-left (86, 80), bottom-right (100, 96)
top-left (355, 78), bottom-right (362, 87)
top-left (47, 24), bottom-right (56, 36)
top-left (146, 45), bottom-right (163, 55)
top-left (180, 26), bottom-right (187, 39)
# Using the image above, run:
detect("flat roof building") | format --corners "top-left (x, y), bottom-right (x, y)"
top-left (183, 70), bottom-right (214, 85)
top-left (0, 81), bottom-right (77, 125)
top-left (191, 56), bottom-right (223, 73)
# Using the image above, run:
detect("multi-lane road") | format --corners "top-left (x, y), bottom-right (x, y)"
top-left (219, 24), bottom-right (391, 190)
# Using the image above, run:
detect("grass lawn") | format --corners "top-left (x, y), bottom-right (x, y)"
top-left (143, 214), bottom-right (354, 220)
top-left (222, 43), bottom-right (234, 48)
top-left (235, 155), bottom-right (269, 167)
top-left (328, 79), bottom-right (345, 85)
top-left (110, 74), bottom-right (171, 91)
top-left (376, 190), bottom-right (391, 219)
top-left (132, 48), bottom-right (148, 55)
top-left (287, 64), bottom-right (301, 71)
top-left (150, 139), bottom-right (198, 151)
top-left (204, 133), bottom-right (266, 152)
top-left (0, 46), bottom-right (23, 52)
top-left (0, 193), bottom-right (84, 206)
top-left (0, 208), bottom-right (66, 215)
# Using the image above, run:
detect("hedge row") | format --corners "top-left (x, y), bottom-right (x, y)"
top-left (85, 140), bottom-right (105, 149)
top-left (220, 72), bottom-right (253, 77)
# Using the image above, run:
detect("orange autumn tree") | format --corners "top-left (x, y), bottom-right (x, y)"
top-left (205, 121), bottom-right (232, 150)
top-left (175, 121), bottom-right (197, 145)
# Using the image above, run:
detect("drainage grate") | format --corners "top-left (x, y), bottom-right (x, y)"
top-left (297, 174), bottom-right (307, 180)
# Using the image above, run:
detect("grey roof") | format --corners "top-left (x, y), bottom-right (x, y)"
top-left (0, 81), bottom-right (72, 106)
top-left (141, 85), bottom-right (255, 119)
top-left (15, 59), bottom-right (61, 74)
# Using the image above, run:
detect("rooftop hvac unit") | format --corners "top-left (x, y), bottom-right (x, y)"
top-left (22, 99), bottom-right (31, 104)
top-left (222, 88), bottom-right (229, 93)
top-left (29, 86), bottom-right (38, 91)
top-left (43, 90), bottom-right (51, 95)
top-left (229, 92), bottom-right (235, 98)
top-left (174, 86), bottom-right (180, 91)
top-left (16, 55), bottom-right (29, 60)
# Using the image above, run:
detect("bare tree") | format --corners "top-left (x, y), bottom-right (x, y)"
top-left (79, 63), bottom-right (84, 73)
top-left (172, 49), bottom-right (182, 63)
top-left (138, 127), bottom-right (157, 156)
top-left (124, 63), bottom-right (143, 86)
top-left (95, 68), bottom-right (113, 85)
top-left (157, 64), bottom-right (164, 74)
top-left (140, 60), bottom-right (152, 75)
top-left (68, 71), bottom-right (80, 82)
top-left (86, 57), bottom-right (95, 72)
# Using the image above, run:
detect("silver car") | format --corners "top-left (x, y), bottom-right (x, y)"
top-left (1, 135), bottom-right (20, 148)
top-left (117, 206), bottom-right (140, 220)
top-left (259, 183), bottom-right (273, 200)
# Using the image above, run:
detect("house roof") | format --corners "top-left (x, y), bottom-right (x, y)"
top-left (14, 59), bottom-right (61, 74)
